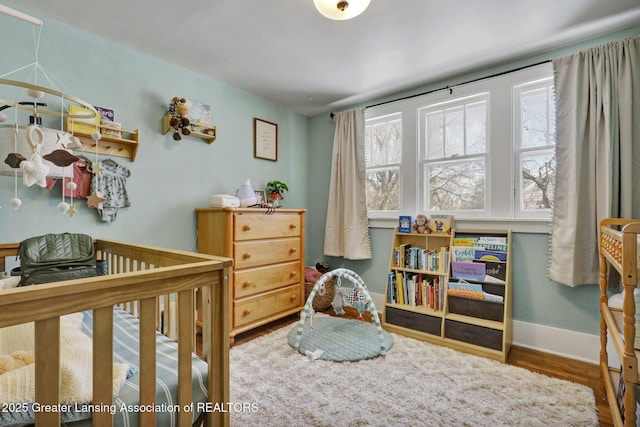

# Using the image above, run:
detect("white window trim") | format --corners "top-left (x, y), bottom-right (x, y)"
top-left (365, 62), bottom-right (554, 234)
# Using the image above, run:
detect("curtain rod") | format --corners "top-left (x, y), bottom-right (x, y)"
top-left (329, 59), bottom-right (551, 119)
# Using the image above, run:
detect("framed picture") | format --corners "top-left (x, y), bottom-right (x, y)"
top-left (254, 189), bottom-right (266, 205)
top-left (254, 118), bottom-right (278, 161)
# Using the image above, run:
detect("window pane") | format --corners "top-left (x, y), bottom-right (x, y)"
top-left (370, 123), bottom-right (387, 166)
top-left (366, 169), bottom-right (399, 211)
top-left (466, 101), bottom-right (486, 154)
top-left (428, 160), bottom-right (485, 210)
top-left (521, 150), bottom-right (555, 210)
top-left (426, 112), bottom-right (443, 159)
top-left (521, 88), bottom-right (549, 148)
top-left (444, 106), bottom-right (464, 157)
top-left (387, 119), bottom-right (402, 164)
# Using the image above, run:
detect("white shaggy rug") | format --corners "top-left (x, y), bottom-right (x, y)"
top-left (230, 320), bottom-right (598, 426)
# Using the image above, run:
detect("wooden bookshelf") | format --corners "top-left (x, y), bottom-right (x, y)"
top-left (382, 228), bottom-right (512, 362)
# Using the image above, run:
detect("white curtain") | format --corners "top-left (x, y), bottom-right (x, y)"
top-left (548, 35), bottom-right (640, 287)
top-left (324, 108), bottom-right (372, 260)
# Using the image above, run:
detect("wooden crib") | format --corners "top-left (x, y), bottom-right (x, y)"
top-left (0, 239), bottom-right (232, 427)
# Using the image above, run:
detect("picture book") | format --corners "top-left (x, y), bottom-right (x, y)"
top-left (474, 250), bottom-right (507, 262)
top-left (398, 216), bottom-right (413, 233)
top-left (94, 106), bottom-right (115, 122)
top-left (475, 260), bottom-right (506, 283)
top-left (66, 105), bottom-right (99, 134)
top-left (428, 214), bottom-right (453, 234)
top-left (187, 102), bottom-right (212, 133)
top-left (451, 246), bottom-right (475, 263)
top-left (451, 261), bottom-right (486, 281)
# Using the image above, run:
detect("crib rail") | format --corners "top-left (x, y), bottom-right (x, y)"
top-left (0, 239), bottom-right (232, 427)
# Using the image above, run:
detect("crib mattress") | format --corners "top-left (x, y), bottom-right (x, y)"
top-left (0, 308), bottom-right (208, 427)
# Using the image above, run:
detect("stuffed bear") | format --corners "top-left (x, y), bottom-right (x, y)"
top-left (413, 214), bottom-right (428, 234)
top-left (0, 350), bottom-right (35, 375)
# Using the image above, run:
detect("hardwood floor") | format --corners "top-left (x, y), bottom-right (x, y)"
top-left (223, 310), bottom-right (612, 426)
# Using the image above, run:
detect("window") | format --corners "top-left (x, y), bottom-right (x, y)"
top-left (514, 78), bottom-right (556, 218)
top-left (420, 95), bottom-right (488, 212)
top-left (364, 63), bottom-right (555, 229)
top-left (364, 113), bottom-right (402, 215)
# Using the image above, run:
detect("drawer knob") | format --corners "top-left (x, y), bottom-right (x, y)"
top-left (243, 253), bottom-right (252, 259)
top-left (243, 224), bottom-right (252, 231)
top-left (289, 248), bottom-right (297, 254)
top-left (242, 309), bottom-right (251, 316)
top-left (242, 281), bottom-right (252, 288)
top-left (290, 294), bottom-right (297, 301)
top-left (289, 224), bottom-right (297, 229)
top-left (290, 271), bottom-right (297, 277)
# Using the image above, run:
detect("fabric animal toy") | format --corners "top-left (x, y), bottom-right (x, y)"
top-left (352, 297), bottom-right (368, 321)
top-left (413, 214), bottom-right (428, 234)
top-left (331, 286), bottom-right (350, 315)
top-left (0, 350), bottom-right (35, 375)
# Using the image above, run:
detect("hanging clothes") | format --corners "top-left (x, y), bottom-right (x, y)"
top-left (46, 158), bottom-right (93, 198)
top-left (89, 159), bottom-right (131, 222)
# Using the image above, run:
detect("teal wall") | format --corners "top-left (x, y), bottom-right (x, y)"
top-left (1, 6), bottom-right (638, 338)
top-left (0, 10), bottom-right (309, 252)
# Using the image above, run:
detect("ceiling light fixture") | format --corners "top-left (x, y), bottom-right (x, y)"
top-left (314, 0), bottom-right (371, 20)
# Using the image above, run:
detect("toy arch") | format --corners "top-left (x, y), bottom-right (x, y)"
top-left (292, 268), bottom-right (387, 357)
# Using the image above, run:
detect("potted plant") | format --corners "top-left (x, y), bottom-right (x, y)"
top-left (266, 180), bottom-right (288, 206)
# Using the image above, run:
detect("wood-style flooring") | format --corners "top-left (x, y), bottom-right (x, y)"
top-left (223, 310), bottom-right (612, 427)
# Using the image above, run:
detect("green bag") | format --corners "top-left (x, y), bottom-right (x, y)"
top-left (18, 233), bottom-right (99, 286)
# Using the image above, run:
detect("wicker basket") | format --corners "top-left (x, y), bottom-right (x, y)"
top-left (304, 277), bottom-right (335, 312)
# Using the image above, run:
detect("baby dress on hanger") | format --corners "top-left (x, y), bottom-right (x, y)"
top-left (89, 158), bottom-right (131, 222)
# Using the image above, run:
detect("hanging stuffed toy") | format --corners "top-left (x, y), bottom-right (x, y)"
top-left (168, 97), bottom-right (191, 141)
top-left (331, 285), bottom-right (350, 315)
top-left (19, 125), bottom-right (50, 188)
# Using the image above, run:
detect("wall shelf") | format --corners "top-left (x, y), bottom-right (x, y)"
top-left (70, 126), bottom-right (140, 161)
top-left (162, 113), bottom-right (216, 144)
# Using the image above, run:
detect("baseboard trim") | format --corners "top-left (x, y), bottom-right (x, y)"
top-left (370, 291), bottom-right (600, 364)
top-left (512, 320), bottom-right (599, 364)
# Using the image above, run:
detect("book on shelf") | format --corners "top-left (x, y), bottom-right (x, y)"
top-left (94, 106), bottom-right (115, 122)
top-left (187, 102), bottom-right (212, 133)
top-left (398, 216), bottom-right (413, 233)
top-left (428, 214), bottom-right (453, 234)
top-left (474, 260), bottom-right (506, 284)
top-left (388, 271), bottom-right (445, 310)
top-left (451, 246), bottom-right (475, 263)
top-left (66, 105), bottom-right (99, 134)
top-left (448, 280), bottom-right (504, 303)
top-left (451, 261), bottom-right (486, 282)
top-left (474, 249), bottom-right (507, 262)
top-left (394, 243), bottom-right (449, 272)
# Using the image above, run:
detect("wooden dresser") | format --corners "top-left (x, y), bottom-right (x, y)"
top-left (195, 207), bottom-right (306, 344)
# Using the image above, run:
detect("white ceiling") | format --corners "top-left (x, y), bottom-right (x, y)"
top-left (7, 0), bottom-right (640, 117)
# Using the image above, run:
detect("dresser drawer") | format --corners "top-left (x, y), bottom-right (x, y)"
top-left (234, 213), bottom-right (301, 241)
top-left (234, 284), bottom-right (301, 328)
top-left (234, 261), bottom-right (301, 299)
top-left (234, 237), bottom-right (300, 269)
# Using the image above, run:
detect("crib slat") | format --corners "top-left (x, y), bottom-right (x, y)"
top-left (93, 307), bottom-right (114, 426)
top-left (207, 267), bottom-right (231, 426)
top-left (34, 317), bottom-right (60, 427)
top-left (178, 289), bottom-right (194, 426)
top-left (139, 297), bottom-right (157, 426)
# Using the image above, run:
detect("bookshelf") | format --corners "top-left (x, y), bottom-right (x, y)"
top-left (382, 228), bottom-right (512, 362)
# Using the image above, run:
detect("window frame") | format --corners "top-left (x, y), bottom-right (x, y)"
top-left (364, 63), bottom-right (554, 233)
top-left (513, 77), bottom-right (556, 220)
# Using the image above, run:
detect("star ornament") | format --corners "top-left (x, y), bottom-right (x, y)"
top-left (67, 203), bottom-right (78, 217)
top-left (87, 191), bottom-right (106, 209)
top-left (92, 161), bottom-right (104, 175)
